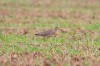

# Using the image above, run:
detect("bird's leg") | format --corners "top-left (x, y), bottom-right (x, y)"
top-left (42, 37), bottom-right (49, 41)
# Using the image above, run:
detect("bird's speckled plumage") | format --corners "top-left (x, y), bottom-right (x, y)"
top-left (35, 27), bottom-right (58, 37)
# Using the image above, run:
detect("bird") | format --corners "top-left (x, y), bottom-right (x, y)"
top-left (35, 27), bottom-right (59, 37)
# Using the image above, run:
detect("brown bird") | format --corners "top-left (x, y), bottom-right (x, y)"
top-left (35, 27), bottom-right (59, 37)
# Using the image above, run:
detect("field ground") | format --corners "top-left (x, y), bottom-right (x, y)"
top-left (0, 0), bottom-right (100, 66)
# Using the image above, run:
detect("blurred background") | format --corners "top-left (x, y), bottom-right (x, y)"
top-left (0, 0), bottom-right (100, 66)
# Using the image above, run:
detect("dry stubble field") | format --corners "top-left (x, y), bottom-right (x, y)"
top-left (0, 0), bottom-right (100, 66)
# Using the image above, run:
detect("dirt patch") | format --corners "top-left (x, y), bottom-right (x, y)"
top-left (0, 9), bottom-right (9, 16)
top-left (14, 10), bottom-right (96, 19)
top-left (0, 52), bottom-right (100, 66)
top-left (0, 28), bottom-right (29, 35)
top-left (15, 8), bottom-right (100, 20)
